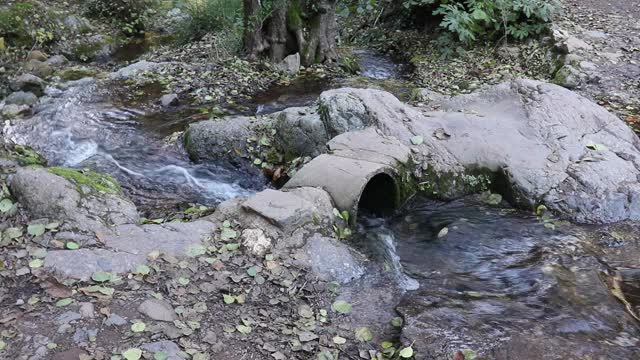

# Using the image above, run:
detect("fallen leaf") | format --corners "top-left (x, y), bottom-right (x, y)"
top-left (331, 300), bottom-right (352, 314)
top-left (122, 348), bottom-right (142, 360)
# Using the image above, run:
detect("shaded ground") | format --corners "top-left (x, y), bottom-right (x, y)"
top-left (559, 0), bottom-right (640, 131)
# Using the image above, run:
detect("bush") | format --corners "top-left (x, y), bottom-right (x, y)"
top-left (0, 2), bottom-right (59, 47)
top-left (176, 0), bottom-right (243, 43)
top-left (85, 0), bottom-right (151, 35)
top-left (405, 0), bottom-right (558, 44)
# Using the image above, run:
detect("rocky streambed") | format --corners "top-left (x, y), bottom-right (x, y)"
top-left (1, 48), bottom-right (640, 360)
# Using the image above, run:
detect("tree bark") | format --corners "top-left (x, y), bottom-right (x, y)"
top-left (243, 0), bottom-right (266, 60)
top-left (302, 0), bottom-right (338, 65)
top-left (242, 0), bottom-right (338, 65)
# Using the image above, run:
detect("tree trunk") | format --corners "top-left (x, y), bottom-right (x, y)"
top-left (243, 0), bottom-right (266, 60)
top-left (242, 0), bottom-right (338, 65)
top-left (268, 0), bottom-right (289, 61)
top-left (302, 0), bottom-right (338, 65)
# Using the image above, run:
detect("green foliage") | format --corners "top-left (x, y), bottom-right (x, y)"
top-left (341, 0), bottom-right (558, 48)
top-left (176, 0), bottom-right (243, 43)
top-left (84, 0), bottom-right (150, 35)
top-left (0, 2), bottom-right (60, 47)
top-left (408, 0), bottom-right (558, 44)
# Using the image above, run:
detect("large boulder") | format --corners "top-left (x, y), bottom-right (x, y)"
top-left (185, 116), bottom-right (255, 164)
top-left (284, 81), bottom-right (640, 224)
top-left (272, 107), bottom-right (328, 160)
top-left (9, 167), bottom-right (139, 234)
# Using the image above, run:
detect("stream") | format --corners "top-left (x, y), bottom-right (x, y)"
top-left (5, 48), bottom-right (640, 358)
top-left (356, 198), bottom-right (640, 358)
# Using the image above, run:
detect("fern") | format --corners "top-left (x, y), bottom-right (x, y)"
top-left (404, 0), bottom-right (559, 45)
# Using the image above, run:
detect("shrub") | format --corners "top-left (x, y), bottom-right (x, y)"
top-left (176, 0), bottom-right (243, 43)
top-left (0, 2), bottom-right (59, 47)
top-left (405, 0), bottom-right (558, 44)
top-left (84, 0), bottom-right (151, 35)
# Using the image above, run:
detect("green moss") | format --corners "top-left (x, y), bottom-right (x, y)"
top-left (58, 67), bottom-right (98, 81)
top-left (48, 167), bottom-right (121, 194)
top-left (287, 0), bottom-right (303, 30)
top-left (418, 166), bottom-right (495, 199)
top-left (12, 145), bottom-right (46, 166)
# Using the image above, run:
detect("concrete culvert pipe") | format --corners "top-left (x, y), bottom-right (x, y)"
top-left (283, 154), bottom-right (401, 223)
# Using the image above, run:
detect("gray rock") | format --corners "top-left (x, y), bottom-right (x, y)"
top-left (553, 65), bottom-right (583, 89)
top-left (584, 30), bottom-right (608, 40)
top-left (138, 298), bottom-right (177, 322)
top-left (10, 74), bottom-right (46, 96)
top-left (44, 249), bottom-right (145, 281)
top-left (277, 53), bottom-right (301, 75)
top-left (558, 36), bottom-right (593, 54)
top-left (109, 61), bottom-right (161, 80)
top-left (6, 91), bottom-right (38, 106)
top-left (283, 82), bottom-right (640, 224)
top-left (9, 167), bottom-right (139, 234)
top-left (184, 115), bottom-right (254, 162)
top-left (63, 15), bottom-right (94, 33)
top-left (62, 35), bottom-right (115, 62)
top-left (273, 107), bottom-right (328, 160)
top-left (103, 220), bottom-right (214, 257)
top-left (242, 188), bottom-right (332, 233)
top-left (579, 61), bottom-right (598, 71)
top-left (52, 348), bottom-right (89, 360)
top-left (54, 311), bottom-right (81, 325)
top-left (160, 93), bottom-right (179, 107)
top-left (141, 341), bottom-right (182, 360)
top-left (78, 302), bottom-right (95, 319)
top-left (1, 104), bottom-right (31, 118)
top-left (24, 59), bottom-right (53, 79)
top-left (46, 55), bottom-right (69, 67)
top-left (104, 313), bottom-right (127, 326)
top-left (297, 234), bottom-right (364, 283)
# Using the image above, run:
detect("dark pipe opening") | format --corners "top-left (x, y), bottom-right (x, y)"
top-left (358, 173), bottom-right (397, 217)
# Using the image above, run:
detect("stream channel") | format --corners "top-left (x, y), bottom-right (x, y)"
top-left (5, 49), bottom-right (640, 358)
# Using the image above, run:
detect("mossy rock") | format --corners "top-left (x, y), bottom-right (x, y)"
top-left (47, 167), bottom-right (121, 194)
top-left (58, 67), bottom-right (98, 81)
top-left (68, 35), bottom-right (115, 62)
top-left (0, 144), bottom-right (46, 166)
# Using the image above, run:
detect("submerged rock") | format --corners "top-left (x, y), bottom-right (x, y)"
top-left (10, 74), bottom-right (46, 96)
top-left (5, 91), bottom-right (38, 106)
top-left (1, 104), bottom-right (31, 119)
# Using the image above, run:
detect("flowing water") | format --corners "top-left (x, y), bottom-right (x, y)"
top-left (356, 198), bottom-right (640, 358)
top-left (5, 81), bottom-right (260, 214)
top-left (6, 46), bottom-right (640, 357)
top-left (4, 49), bottom-right (402, 214)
